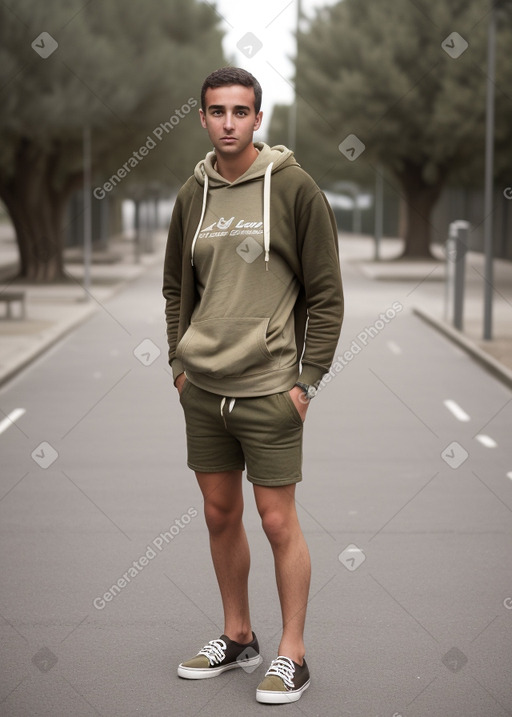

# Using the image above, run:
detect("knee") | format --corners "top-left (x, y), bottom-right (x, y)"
top-left (204, 500), bottom-right (243, 536)
top-left (260, 509), bottom-right (291, 546)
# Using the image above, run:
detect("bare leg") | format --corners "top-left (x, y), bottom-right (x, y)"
top-left (195, 470), bottom-right (253, 644)
top-left (253, 483), bottom-right (311, 664)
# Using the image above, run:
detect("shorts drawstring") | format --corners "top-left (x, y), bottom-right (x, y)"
top-left (220, 396), bottom-right (236, 429)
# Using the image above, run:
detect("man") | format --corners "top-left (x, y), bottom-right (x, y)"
top-left (162, 67), bottom-right (343, 704)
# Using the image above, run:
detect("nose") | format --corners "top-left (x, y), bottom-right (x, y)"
top-left (223, 112), bottom-right (235, 131)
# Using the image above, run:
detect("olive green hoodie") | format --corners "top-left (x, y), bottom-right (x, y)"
top-left (163, 142), bottom-right (343, 397)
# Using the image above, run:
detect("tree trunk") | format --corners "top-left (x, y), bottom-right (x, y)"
top-left (396, 162), bottom-right (446, 259)
top-left (0, 140), bottom-right (74, 282)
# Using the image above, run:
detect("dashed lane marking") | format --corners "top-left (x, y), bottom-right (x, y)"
top-left (444, 399), bottom-right (470, 422)
top-left (0, 408), bottom-right (26, 435)
top-left (475, 434), bottom-right (498, 448)
top-left (387, 341), bottom-right (402, 355)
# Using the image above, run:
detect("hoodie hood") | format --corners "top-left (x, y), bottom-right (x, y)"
top-left (190, 143), bottom-right (298, 270)
top-left (193, 142), bottom-right (297, 187)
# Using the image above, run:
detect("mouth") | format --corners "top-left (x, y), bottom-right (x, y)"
top-left (220, 137), bottom-right (237, 143)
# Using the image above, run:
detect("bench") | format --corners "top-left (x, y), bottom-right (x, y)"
top-left (0, 291), bottom-right (26, 319)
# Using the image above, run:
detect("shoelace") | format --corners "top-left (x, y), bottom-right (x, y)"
top-left (265, 656), bottom-right (296, 689)
top-left (198, 638), bottom-right (227, 666)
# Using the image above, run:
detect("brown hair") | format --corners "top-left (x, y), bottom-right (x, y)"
top-left (201, 67), bottom-right (262, 114)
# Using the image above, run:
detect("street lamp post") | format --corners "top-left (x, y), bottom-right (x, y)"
top-left (83, 125), bottom-right (92, 301)
top-left (374, 164), bottom-right (384, 261)
top-left (483, 1), bottom-right (497, 340)
top-left (289, 0), bottom-right (302, 151)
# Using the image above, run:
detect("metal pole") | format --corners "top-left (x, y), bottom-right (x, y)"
top-left (353, 196), bottom-right (361, 235)
top-left (289, 0), bottom-right (302, 151)
top-left (483, 1), bottom-right (496, 340)
top-left (453, 223), bottom-right (469, 331)
top-left (134, 199), bottom-right (141, 264)
top-left (374, 164), bottom-right (384, 260)
top-left (83, 125), bottom-right (92, 300)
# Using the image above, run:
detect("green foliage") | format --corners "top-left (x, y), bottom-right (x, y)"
top-left (266, 104), bottom-right (291, 148)
top-left (0, 0), bottom-right (225, 192)
top-left (295, 0), bottom-right (512, 190)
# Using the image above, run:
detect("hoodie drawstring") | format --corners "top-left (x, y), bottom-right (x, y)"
top-left (263, 162), bottom-right (273, 271)
top-left (191, 173), bottom-right (209, 267)
top-left (190, 161), bottom-right (274, 269)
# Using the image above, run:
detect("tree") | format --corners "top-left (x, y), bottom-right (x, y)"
top-left (0, 0), bottom-right (225, 281)
top-left (294, 0), bottom-right (512, 258)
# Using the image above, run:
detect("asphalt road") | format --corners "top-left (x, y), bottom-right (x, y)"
top-left (1, 246), bottom-right (511, 717)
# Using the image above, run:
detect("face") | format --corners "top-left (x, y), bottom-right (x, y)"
top-left (199, 84), bottom-right (262, 158)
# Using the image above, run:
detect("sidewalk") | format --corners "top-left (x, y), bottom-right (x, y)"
top-left (1, 228), bottom-right (511, 389)
top-left (0, 225), bottom-right (168, 387)
top-left (344, 234), bottom-right (512, 389)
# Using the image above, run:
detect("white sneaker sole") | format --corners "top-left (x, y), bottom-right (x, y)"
top-left (256, 678), bottom-right (310, 703)
top-left (178, 654), bottom-right (262, 680)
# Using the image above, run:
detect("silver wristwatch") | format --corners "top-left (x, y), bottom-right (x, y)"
top-left (295, 381), bottom-right (317, 400)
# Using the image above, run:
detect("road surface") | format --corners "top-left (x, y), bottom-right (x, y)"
top-left (1, 244), bottom-right (511, 717)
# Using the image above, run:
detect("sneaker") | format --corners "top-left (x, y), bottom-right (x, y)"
top-left (177, 632), bottom-right (261, 679)
top-left (256, 655), bottom-right (310, 704)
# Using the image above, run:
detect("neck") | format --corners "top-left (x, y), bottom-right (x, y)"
top-left (215, 144), bottom-right (258, 182)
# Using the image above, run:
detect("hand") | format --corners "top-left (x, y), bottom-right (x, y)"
top-left (288, 384), bottom-right (310, 422)
top-left (175, 372), bottom-right (187, 395)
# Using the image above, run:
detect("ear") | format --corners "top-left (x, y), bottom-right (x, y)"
top-left (199, 109), bottom-right (207, 129)
top-left (254, 111), bottom-right (263, 131)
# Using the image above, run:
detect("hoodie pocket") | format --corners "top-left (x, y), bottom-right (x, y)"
top-left (176, 317), bottom-right (274, 379)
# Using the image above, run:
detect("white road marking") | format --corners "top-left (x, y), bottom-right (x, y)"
top-left (387, 340), bottom-right (402, 355)
top-left (475, 434), bottom-right (497, 448)
top-left (444, 399), bottom-right (471, 422)
top-left (0, 408), bottom-right (26, 435)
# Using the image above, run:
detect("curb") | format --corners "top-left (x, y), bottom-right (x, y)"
top-left (0, 303), bottom-right (97, 388)
top-left (0, 253), bottom-right (162, 389)
top-left (412, 306), bottom-right (512, 391)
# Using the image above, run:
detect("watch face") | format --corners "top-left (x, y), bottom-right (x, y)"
top-left (296, 381), bottom-right (316, 399)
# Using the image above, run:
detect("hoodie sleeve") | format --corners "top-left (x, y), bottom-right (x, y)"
top-left (162, 192), bottom-right (185, 383)
top-left (296, 186), bottom-right (344, 387)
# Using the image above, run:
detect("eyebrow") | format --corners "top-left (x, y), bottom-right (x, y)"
top-left (207, 104), bottom-right (251, 112)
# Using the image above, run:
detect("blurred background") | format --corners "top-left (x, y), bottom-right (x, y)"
top-left (1, 0), bottom-right (512, 284)
top-left (1, 4), bottom-right (512, 717)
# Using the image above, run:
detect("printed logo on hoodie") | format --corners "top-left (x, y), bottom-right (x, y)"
top-left (199, 216), bottom-right (263, 239)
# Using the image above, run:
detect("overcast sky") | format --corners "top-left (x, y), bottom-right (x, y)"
top-left (213, 0), bottom-right (338, 137)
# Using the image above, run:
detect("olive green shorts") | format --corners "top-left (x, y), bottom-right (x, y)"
top-left (179, 380), bottom-right (304, 486)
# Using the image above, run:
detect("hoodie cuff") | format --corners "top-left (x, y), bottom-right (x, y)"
top-left (171, 359), bottom-right (185, 384)
top-left (298, 364), bottom-right (326, 388)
